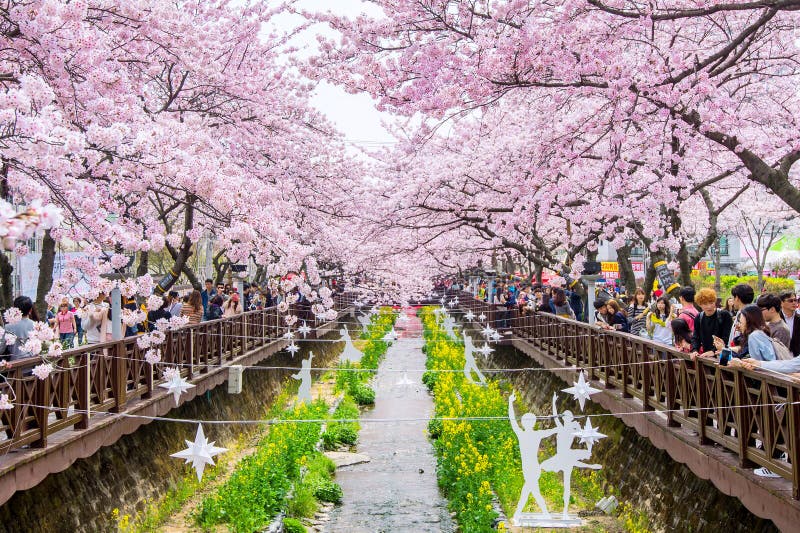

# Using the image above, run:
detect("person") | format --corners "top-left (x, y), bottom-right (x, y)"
top-left (646, 297), bottom-right (674, 345)
top-left (146, 297), bottom-right (172, 331)
top-left (4, 296), bottom-right (38, 360)
top-left (671, 318), bottom-right (693, 353)
top-left (626, 288), bottom-right (649, 336)
top-left (724, 297), bottom-right (736, 314)
top-left (181, 290), bottom-right (204, 324)
top-left (677, 286), bottom-right (699, 333)
top-left (54, 301), bottom-right (77, 347)
top-left (73, 297), bottom-right (85, 345)
top-left (207, 295), bottom-right (224, 320)
top-left (728, 283), bottom-right (755, 345)
top-left (493, 283), bottom-right (508, 328)
top-left (593, 299), bottom-right (609, 325)
top-left (779, 291), bottom-right (800, 356)
top-left (551, 288), bottom-right (575, 319)
top-left (223, 293), bottom-right (242, 317)
top-left (167, 291), bottom-right (182, 318)
top-left (757, 293), bottom-right (791, 349)
top-left (690, 288), bottom-right (733, 357)
top-left (714, 304), bottom-right (775, 361)
top-left (598, 300), bottom-right (629, 332)
top-left (201, 278), bottom-right (216, 320)
top-left (84, 292), bottom-right (109, 344)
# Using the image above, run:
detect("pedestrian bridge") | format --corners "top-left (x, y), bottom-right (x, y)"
top-left (0, 293), bottom-right (356, 505)
top-left (450, 289), bottom-right (800, 532)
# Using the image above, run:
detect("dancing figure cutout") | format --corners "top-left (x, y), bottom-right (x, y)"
top-left (339, 327), bottom-right (364, 363)
top-left (539, 394), bottom-right (601, 520)
top-left (292, 352), bottom-right (314, 405)
top-left (462, 332), bottom-right (487, 385)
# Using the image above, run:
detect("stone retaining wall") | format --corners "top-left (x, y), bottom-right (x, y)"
top-left (0, 328), bottom-right (346, 533)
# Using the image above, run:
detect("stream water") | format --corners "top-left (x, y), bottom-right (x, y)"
top-left (323, 313), bottom-right (455, 532)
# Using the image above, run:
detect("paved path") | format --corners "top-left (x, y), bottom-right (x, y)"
top-left (324, 312), bottom-right (455, 533)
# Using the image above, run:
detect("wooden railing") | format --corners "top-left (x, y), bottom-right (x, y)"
top-left (0, 293), bottom-right (355, 454)
top-left (451, 290), bottom-right (800, 499)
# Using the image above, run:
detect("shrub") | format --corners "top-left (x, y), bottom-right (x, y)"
top-left (313, 480), bottom-right (343, 504)
top-left (351, 384), bottom-right (376, 405)
top-left (283, 517), bottom-right (307, 533)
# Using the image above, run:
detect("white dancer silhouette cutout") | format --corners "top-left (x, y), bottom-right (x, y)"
top-left (443, 314), bottom-right (459, 339)
top-left (462, 332), bottom-right (487, 385)
top-left (356, 313), bottom-right (371, 335)
top-left (292, 352), bottom-right (314, 404)
top-left (540, 394), bottom-right (601, 518)
top-left (509, 392), bottom-right (558, 522)
top-left (339, 327), bottom-right (364, 363)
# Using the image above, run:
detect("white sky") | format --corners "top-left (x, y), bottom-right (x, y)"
top-left (267, 0), bottom-right (398, 147)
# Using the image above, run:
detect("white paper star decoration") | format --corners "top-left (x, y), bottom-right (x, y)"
top-left (440, 297), bottom-right (447, 304)
top-left (171, 424), bottom-right (227, 481)
top-left (297, 321), bottom-right (312, 338)
top-left (464, 310), bottom-right (475, 321)
top-left (283, 330), bottom-right (295, 340)
top-left (478, 344), bottom-right (494, 358)
top-left (159, 372), bottom-right (195, 406)
top-left (478, 313), bottom-right (487, 322)
top-left (481, 325), bottom-right (495, 338)
top-left (573, 418), bottom-right (606, 452)
top-left (561, 371), bottom-right (601, 411)
top-left (286, 342), bottom-right (300, 356)
top-left (448, 300), bottom-right (456, 308)
top-left (491, 331), bottom-right (502, 342)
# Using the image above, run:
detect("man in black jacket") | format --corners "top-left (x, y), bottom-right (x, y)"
top-left (691, 288), bottom-right (733, 356)
top-left (780, 291), bottom-right (800, 357)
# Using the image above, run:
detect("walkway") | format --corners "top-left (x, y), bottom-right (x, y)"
top-left (324, 312), bottom-right (455, 533)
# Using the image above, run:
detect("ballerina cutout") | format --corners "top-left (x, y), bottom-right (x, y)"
top-left (339, 327), bottom-right (364, 363)
top-left (540, 393), bottom-right (601, 519)
top-left (292, 352), bottom-right (314, 404)
top-left (509, 392), bottom-right (559, 523)
top-left (462, 332), bottom-right (487, 385)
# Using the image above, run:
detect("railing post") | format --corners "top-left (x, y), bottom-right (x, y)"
top-left (110, 341), bottom-right (127, 413)
top-left (33, 373), bottom-right (51, 448)
top-left (76, 351), bottom-right (90, 430)
top-left (788, 384), bottom-right (800, 500)
top-left (733, 370), bottom-right (755, 468)
top-left (696, 362), bottom-right (711, 445)
top-left (666, 358), bottom-right (679, 427)
top-left (642, 350), bottom-right (653, 411)
top-left (189, 329), bottom-right (195, 378)
top-left (621, 339), bottom-right (632, 398)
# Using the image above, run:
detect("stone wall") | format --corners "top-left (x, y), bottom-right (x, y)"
top-left (489, 345), bottom-right (779, 533)
top-left (0, 328), bottom-right (346, 533)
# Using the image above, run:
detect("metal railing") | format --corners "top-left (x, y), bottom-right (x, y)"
top-left (0, 293), bottom-right (355, 453)
top-left (451, 290), bottom-right (800, 499)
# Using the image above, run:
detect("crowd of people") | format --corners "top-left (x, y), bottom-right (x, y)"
top-left (1, 277), bottom-right (342, 361)
top-left (455, 276), bottom-right (800, 373)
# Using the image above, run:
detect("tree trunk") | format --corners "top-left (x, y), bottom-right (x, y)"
top-left (136, 250), bottom-right (149, 277)
top-left (643, 263), bottom-right (657, 298)
top-left (181, 264), bottom-right (201, 290)
top-left (534, 263), bottom-right (543, 285)
top-left (714, 239), bottom-right (722, 293)
top-left (0, 252), bottom-right (13, 309)
top-left (676, 241), bottom-right (693, 286)
top-left (156, 194), bottom-right (195, 295)
top-left (616, 244), bottom-right (637, 294)
top-left (35, 229), bottom-right (56, 320)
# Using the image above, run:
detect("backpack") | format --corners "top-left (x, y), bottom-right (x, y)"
top-left (678, 307), bottom-right (698, 332)
top-left (771, 337), bottom-right (793, 361)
